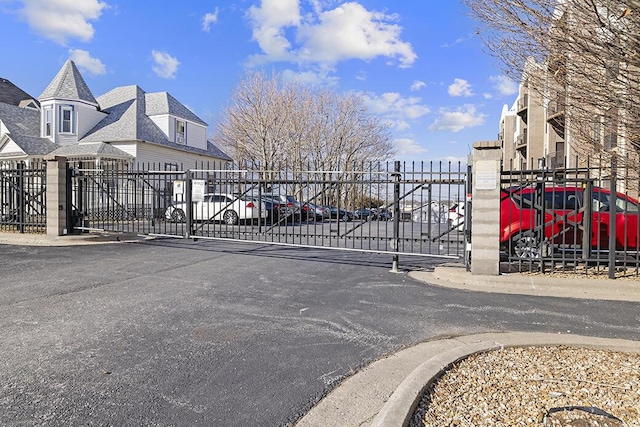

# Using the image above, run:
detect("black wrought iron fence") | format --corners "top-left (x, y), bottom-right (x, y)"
top-left (501, 159), bottom-right (640, 278)
top-left (0, 161), bottom-right (47, 234)
top-left (70, 161), bottom-right (469, 263)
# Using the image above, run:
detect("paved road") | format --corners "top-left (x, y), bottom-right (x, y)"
top-left (1, 239), bottom-right (639, 426)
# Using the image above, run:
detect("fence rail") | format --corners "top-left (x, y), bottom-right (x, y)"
top-left (0, 161), bottom-right (47, 234)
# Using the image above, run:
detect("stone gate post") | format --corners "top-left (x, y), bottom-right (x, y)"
top-left (45, 156), bottom-right (68, 236)
top-left (471, 141), bottom-right (502, 275)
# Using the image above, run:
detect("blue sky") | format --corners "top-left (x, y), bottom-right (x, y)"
top-left (1, 0), bottom-right (518, 163)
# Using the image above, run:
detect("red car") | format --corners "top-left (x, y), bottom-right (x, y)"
top-left (500, 185), bottom-right (640, 258)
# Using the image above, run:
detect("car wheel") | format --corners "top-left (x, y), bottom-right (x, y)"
top-left (171, 208), bottom-right (186, 223)
top-left (511, 230), bottom-right (541, 259)
top-left (340, 213), bottom-right (349, 222)
top-left (223, 210), bottom-right (239, 225)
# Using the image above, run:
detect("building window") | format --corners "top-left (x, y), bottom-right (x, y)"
top-left (44, 107), bottom-right (53, 137)
top-left (176, 120), bottom-right (185, 143)
top-left (59, 105), bottom-right (74, 134)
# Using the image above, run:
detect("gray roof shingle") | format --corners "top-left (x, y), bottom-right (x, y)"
top-left (38, 60), bottom-right (98, 105)
top-left (0, 78), bottom-right (40, 108)
top-left (50, 142), bottom-right (133, 159)
top-left (0, 103), bottom-right (56, 155)
top-left (145, 92), bottom-right (208, 126)
top-left (84, 85), bottom-right (230, 160)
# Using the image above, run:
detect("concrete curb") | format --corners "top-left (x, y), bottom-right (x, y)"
top-left (408, 267), bottom-right (640, 302)
top-left (0, 232), bottom-right (150, 246)
top-left (368, 332), bottom-right (640, 427)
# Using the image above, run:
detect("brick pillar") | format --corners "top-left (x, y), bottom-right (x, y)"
top-left (45, 156), bottom-right (68, 236)
top-left (471, 141), bottom-right (502, 275)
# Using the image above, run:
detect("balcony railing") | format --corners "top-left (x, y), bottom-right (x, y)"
top-left (545, 149), bottom-right (566, 169)
top-left (517, 94), bottom-right (529, 122)
top-left (547, 97), bottom-right (566, 117)
top-left (517, 94), bottom-right (529, 111)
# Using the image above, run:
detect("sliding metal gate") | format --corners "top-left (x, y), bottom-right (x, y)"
top-left (69, 161), bottom-right (469, 262)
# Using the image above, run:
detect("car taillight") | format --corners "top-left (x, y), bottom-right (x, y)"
top-left (287, 202), bottom-right (293, 207)
top-left (303, 205), bottom-right (309, 211)
top-left (246, 202), bottom-right (255, 208)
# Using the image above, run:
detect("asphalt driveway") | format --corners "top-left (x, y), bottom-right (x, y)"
top-left (1, 239), bottom-right (639, 426)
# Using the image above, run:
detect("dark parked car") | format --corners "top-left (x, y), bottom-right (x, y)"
top-left (304, 202), bottom-right (330, 221)
top-left (258, 196), bottom-right (294, 224)
top-left (263, 194), bottom-right (313, 222)
top-left (327, 206), bottom-right (354, 222)
top-left (354, 208), bottom-right (374, 220)
top-left (372, 208), bottom-right (392, 221)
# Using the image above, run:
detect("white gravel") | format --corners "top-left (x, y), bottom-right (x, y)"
top-left (410, 346), bottom-right (640, 426)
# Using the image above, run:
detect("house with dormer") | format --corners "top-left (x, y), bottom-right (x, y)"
top-left (0, 60), bottom-right (231, 169)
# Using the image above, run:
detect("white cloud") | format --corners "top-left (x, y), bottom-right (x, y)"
top-left (298, 3), bottom-right (416, 67)
top-left (394, 138), bottom-right (428, 157)
top-left (247, 1), bottom-right (416, 69)
top-left (68, 49), bottom-right (106, 75)
top-left (18, 0), bottom-right (107, 45)
top-left (360, 92), bottom-right (430, 133)
top-left (281, 69), bottom-right (339, 87)
top-left (429, 105), bottom-right (486, 133)
top-left (442, 34), bottom-right (472, 48)
top-left (490, 75), bottom-right (518, 96)
top-left (410, 80), bottom-right (425, 91)
top-left (448, 78), bottom-right (473, 97)
top-left (151, 50), bottom-right (180, 79)
top-left (247, 0), bottom-right (300, 63)
top-left (362, 92), bottom-right (430, 120)
top-left (202, 8), bottom-right (219, 32)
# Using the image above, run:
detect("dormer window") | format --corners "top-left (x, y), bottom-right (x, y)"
top-left (59, 105), bottom-right (75, 134)
top-left (176, 119), bottom-right (185, 143)
top-left (44, 107), bottom-right (53, 137)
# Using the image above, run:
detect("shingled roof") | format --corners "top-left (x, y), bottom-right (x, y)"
top-left (0, 78), bottom-right (39, 108)
top-left (38, 60), bottom-right (98, 105)
top-left (0, 103), bottom-right (56, 155)
top-left (83, 85), bottom-right (231, 160)
top-left (145, 92), bottom-right (208, 126)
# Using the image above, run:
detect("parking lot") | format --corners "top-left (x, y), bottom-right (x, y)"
top-left (1, 238), bottom-right (640, 426)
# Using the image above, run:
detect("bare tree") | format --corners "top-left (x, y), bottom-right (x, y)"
top-left (463, 0), bottom-right (640, 167)
top-left (214, 70), bottom-right (394, 204)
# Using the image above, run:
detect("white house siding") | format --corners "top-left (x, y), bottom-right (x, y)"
top-left (135, 142), bottom-right (228, 170)
top-left (109, 141), bottom-right (138, 158)
top-left (40, 99), bottom-right (104, 145)
top-left (148, 114), bottom-right (170, 139)
top-left (78, 107), bottom-right (107, 139)
top-left (0, 139), bottom-right (25, 156)
top-left (186, 122), bottom-right (207, 150)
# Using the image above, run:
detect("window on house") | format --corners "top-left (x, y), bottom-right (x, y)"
top-left (44, 107), bottom-right (53, 137)
top-left (59, 105), bottom-right (74, 134)
top-left (176, 120), bottom-right (186, 143)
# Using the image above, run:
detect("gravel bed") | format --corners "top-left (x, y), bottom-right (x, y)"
top-left (410, 346), bottom-right (640, 426)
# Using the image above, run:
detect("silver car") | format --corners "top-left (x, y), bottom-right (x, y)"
top-left (166, 193), bottom-right (267, 225)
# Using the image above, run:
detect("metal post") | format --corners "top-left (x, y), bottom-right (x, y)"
top-left (185, 169), bottom-right (193, 239)
top-left (17, 162), bottom-right (24, 233)
top-left (608, 163), bottom-right (617, 279)
top-left (464, 163), bottom-right (473, 271)
top-left (582, 181), bottom-right (593, 261)
top-left (390, 161), bottom-right (401, 273)
top-left (427, 183), bottom-right (432, 238)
